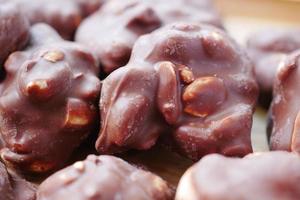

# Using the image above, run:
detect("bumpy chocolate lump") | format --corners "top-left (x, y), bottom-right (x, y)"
top-left (96, 23), bottom-right (258, 161)
top-left (268, 50), bottom-right (300, 153)
top-left (176, 151), bottom-right (300, 200)
top-left (0, 24), bottom-right (101, 173)
top-left (37, 155), bottom-right (173, 200)
top-left (0, 2), bottom-right (29, 65)
top-left (75, 0), bottom-right (223, 74)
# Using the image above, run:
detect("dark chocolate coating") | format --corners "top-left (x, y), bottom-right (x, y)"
top-left (247, 29), bottom-right (300, 107)
top-left (0, 24), bottom-right (101, 173)
top-left (0, 161), bottom-right (36, 200)
top-left (268, 50), bottom-right (300, 152)
top-left (96, 23), bottom-right (258, 161)
top-left (0, 2), bottom-right (30, 65)
top-left (176, 151), bottom-right (300, 200)
top-left (11, 0), bottom-right (106, 39)
top-left (75, 0), bottom-right (223, 74)
top-left (37, 155), bottom-right (173, 200)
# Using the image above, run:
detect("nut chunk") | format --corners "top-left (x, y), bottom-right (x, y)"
top-left (75, 0), bottom-right (223, 74)
top-left (0, 2), bottom-right (29, 65)
top-left (0, 24), bottom-right (101, 173)
top-left (268, 50), bottom-right (300, 153)
top-left (97, 23), bottom-right (258, 161)
top-left (0, 161), bottom-right (36, 200)
top-left (37, 155), bottom-right (174, 200)
top-left (176, 152), bottom-right (300, 200)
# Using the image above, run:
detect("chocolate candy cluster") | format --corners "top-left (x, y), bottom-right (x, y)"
top-left (0, 24), bottom-right (101, 173)
top-left (97, 23), bottom-right (258, 160)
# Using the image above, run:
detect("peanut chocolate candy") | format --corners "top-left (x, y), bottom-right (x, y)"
top-left (247, 29), bottom-right (300, 107)
top-left (0, 2), bottom-right (30, 65)
top-left (75, 0), bottom-right (223, 74)
top-left (0, 24), bottom-right (101, 173)
top-left (37, 155), bottom-right (174, 200)
top-left (96, 23), bottom-right (258, 161)
top-left (268, 50), bottom-right (300, 153)
top-left (176, 151), bottom-right (300, 200)
top-left (0, 161), bottom-right (36, 200)
top-left (11, 0), bottom-right (106, 39)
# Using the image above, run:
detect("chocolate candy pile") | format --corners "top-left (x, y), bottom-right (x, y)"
top-left (0, 0), bottom-right (299, 200)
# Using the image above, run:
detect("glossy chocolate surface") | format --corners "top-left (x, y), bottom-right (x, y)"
top-left (269, 50), bottom-right (300, 152)
top-left (176, 151), bottom-right (300, 200)
top-left (75, 0), bottom-right (223, 74)
top-left (0, 24), bottom-right (101, 173)
top-left (97, 23), bottom-right (258, 161)
top-left (247, 29), bottom-right (300, 107)
top-left (11, 0), bottom-right (105, 39)
top-left (0, 161), bottom-right (36, 200)
top-left (37, 155), bottom-right (173, 200)
top-left (0, 2), bottom-right (30, 65)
